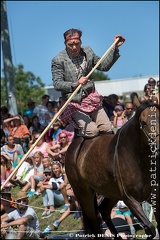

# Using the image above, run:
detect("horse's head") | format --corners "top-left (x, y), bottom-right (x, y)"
top-left (132, 93), bottom-right (160, 154)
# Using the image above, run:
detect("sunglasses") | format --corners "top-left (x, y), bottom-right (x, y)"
top-left (52, 161), bottom-right (61, 165)
top-left (126, 108), bottom-right (133, 110)
top-left (45, 173), bottom-right (51, 176)
top-left (17, 198), bottom-right (27, 203)
top-left (60, 136), bottom-right (67, 139)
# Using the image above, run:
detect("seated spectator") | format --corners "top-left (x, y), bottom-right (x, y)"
top-left (38, 161), bottom-right (70, 219)
top-left (37, 168), bottom-right (54, 218)
top-left (1, 191), bottom-right (40, 239)
top-left (9, 155), bottom-right (34, 188)
top-left (35, 167), bottom-right (52, 198)
top-left (21, 151), bottom-right (45, 197)
top-left (114, 200), bottom-right (136, 236)
top-left (102, 207), bottom-right (132, 239)
top-left (123, 102), bottom-right (135, 124)
top-left (1, 190), bottom-right (16, 218)
top-left (29, 116), bottom-right (44, 134)
top-left (34, 156), bottom-right (52, 197)
top-left (47, 130), bottom-right (73, 169)
top-left (45, 120), bottom-right (62, 143)
top-left (43, 188), bottom-right (81, 234)
top-left (1, 135), bottom-right (24, 166)
top-left (112, 105), bottom-right (125, 134)
top-left (3, 115), bottom-right (31, 153)
top-left (0, 152), bottom-right (12, 189)
top-left (30, 131), bottom-right (50, 157)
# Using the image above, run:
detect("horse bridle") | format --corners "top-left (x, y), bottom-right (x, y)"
top-left (139, 103), bottom-right (160, 154)
top-left (113, 101), bottom-right (159, 203)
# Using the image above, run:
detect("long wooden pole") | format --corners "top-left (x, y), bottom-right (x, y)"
top-left (1, 38), bottom-right (119, 190)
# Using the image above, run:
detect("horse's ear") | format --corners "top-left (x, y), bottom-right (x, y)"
top-left (130, 92), bottom-right (140, 108)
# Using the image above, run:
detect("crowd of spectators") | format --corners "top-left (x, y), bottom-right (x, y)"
top-left (1, 77), bottom-right (159, 239)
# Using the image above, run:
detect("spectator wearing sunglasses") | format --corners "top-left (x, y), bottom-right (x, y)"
top-left (47, 130), bottom-right (73, 169)
top-left (1, 191), bottom-right (40, 239)
top-left (123, 102), bottom-right (135, 124)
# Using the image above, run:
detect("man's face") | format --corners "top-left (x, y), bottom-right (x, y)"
top-left (1, 193), bottom-right (11, 206)
top-left (16, 198), bottom-right (28, 211)
top-left (7, 136), bottom-right (14, 146)
top-left (125, 104), bottom-right (134, 116)
top-left (65, 33), bottom-right (81, 58)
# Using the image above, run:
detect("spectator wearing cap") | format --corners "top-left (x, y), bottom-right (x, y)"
top-left (113, 105), bottom-right (125, 134)
top-left (1, 190), bottom-right (16, 218)
top-left (24, 99), bottom-right (36, 118)
top-left (32, 94), bottom-right (50, 129)
top-left (36, 168), bottom-right (53, 218)
top-left (1, 191), bottom-right (40, 239)
top-left (39, 161), bottom-right (70, 218)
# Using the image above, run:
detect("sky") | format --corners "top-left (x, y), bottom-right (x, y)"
top-left (1, 1), bottom-right (159, 87)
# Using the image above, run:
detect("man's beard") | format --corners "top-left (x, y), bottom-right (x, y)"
top-left (17, 204), bottom-right (27, 211)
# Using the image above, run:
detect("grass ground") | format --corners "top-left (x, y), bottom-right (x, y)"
top-left (10, 187), bottom-right (157, 239)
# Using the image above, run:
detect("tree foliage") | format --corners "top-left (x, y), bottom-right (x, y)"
top-left (1, 64), bottom-right (46, 114)
top-left (90, 70), bottom-right (110, 81)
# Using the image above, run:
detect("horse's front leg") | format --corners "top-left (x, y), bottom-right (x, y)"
top-left (98, 197), bottom-right (122, 240)
top-left (124, 197), bottom-right (156, 239)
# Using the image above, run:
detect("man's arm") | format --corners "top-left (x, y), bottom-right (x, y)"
top-left (1, 215), bottom-right (33, 228)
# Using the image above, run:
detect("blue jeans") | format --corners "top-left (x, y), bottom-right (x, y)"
top-left (42, 189), bottom-right (65, 207)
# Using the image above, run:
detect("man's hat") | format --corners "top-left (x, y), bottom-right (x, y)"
top-left (0, 189), bottom-right (11, 196)
top-left (15, 191), bottom-right (28, 201)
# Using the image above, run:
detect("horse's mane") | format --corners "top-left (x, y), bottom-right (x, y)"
top-left (135, 99), bottom-right (159, 119)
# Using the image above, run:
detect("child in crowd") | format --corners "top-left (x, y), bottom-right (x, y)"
top-left (9, 155), bottom-right (34, 188)
top-left (43, 174), bottom-right (81, 234)
top-left (38, 161), bottom-right (70, 219)
top-left (45, 120), bottom-right (62, 143)
top-left (1, 152), bottom-right (12, 189)
top-left (37, 168), bottom-right (53, 218)
top-left (21, 151), bottom-right (45, 197)
top-left (34, 156), bottom-right (52, 196)
top-left (113, 105), bottom-right (125, 134)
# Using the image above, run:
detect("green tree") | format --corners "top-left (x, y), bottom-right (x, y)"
top-left (90, 70), bottom-right (110, 81)
top-left (1, 64), bottom-right (46, 114)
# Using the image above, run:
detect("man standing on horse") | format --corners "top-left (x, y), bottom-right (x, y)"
top-left (51, 28), bottom-right (125, 138)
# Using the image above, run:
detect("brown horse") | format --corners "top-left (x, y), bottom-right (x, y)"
top-left (65, 94), bottom-right (159, 239)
